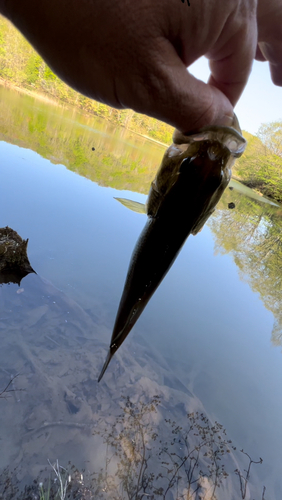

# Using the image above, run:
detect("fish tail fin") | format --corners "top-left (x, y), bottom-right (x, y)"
top-left (98, 348), bottom-right (114, 382)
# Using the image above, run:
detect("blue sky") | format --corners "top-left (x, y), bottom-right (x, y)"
top-left (190, 58), bottom-right (282, 136)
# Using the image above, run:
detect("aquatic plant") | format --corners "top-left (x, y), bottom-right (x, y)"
top-left (92, 395), bottom-right (266, 500)
top-left (0, 396), bottom-right (266, 499)
top-left (47, 460), bottom-right (69, 500)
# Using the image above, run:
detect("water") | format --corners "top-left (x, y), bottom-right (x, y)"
top-left (0, 85), bottom-right (282, 499)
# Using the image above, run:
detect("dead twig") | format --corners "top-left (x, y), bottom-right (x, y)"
top-left (0, 374), bottom-right (22, 400)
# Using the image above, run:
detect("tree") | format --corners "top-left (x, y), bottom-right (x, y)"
top-left (233, 128), bottom-right (282, 202)
top-left (257, 121), bottom-right (282, 158)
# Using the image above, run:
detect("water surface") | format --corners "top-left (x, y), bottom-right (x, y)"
top-left (1, 86), bottom-right (282, 499)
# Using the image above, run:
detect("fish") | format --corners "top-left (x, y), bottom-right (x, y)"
top-left (98, 115), bottom-right (246, 381)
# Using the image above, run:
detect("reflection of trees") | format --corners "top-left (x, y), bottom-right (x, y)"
top-left (0, 92), bottom-right (163, 194)
top-left (208, 188), bottom-right (282, 346)
top-left (0, 15), bottom-right (174, 145)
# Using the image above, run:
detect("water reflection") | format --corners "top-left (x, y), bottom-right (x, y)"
top-left (1, 84), bottom-right (282, 497)
top-left (98, 124), bottom-right (246, 381)
top-left (0, 85), bottom-right (164, 195)
top-left (208, 181), bottom-right (282, 346)
top-left (2, 85), bottom-right (281, 350)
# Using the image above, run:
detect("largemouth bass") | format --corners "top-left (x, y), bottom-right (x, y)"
top-left (98, 115), bottom-right (246, 381)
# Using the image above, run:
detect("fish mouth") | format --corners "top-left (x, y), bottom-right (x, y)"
top-left (173, 123), bottom-right (246, 157)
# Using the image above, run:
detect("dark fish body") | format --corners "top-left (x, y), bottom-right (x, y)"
top-left (98, 119), bottom-right (246, 381)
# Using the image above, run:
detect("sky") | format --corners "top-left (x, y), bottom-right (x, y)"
top-left (190, 57), bottom-right (282, 136)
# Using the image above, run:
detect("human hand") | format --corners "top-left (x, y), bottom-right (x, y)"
top-left (0, 0), bottom-right (278, 133)
top-left (256, 0), bottom-right (282, 86)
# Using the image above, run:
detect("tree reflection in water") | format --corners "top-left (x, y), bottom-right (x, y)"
top-left (208, 185), bottom-right (282, 348)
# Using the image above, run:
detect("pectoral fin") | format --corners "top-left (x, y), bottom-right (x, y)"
top-left (114, 198), bottom-right (146, 214)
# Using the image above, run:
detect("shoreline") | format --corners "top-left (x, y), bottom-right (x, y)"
top-left (1, 78), bottom-right (281, 204)
top-left (0, 78), bottom-right (169, 148)
top-left (0, 76), bottom-right (64, 107)
top-left (232, 174), bottom-right (281, 204)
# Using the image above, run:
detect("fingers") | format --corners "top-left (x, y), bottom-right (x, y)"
top-left (207, 17), bottom-right (257, 106)
top-left (257, 0), bottom-right (282, 85)
top-left (255, 45), bottom-right (267, 62)
top-left (126, 41), bottom-right (234, 134)
top-left (258, 41), bottom-right (282, 86)
top-left (153, 1), bottom-right (257, 130)
top-left (269, 62), bottom-right (282, 87)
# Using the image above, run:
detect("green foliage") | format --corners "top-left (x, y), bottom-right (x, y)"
top-left (258, 121), bottom-right (282, 158)
top-left (0, 88), bottom-right (162, 193)
top-left (1, 15), bottom-right (282, 199)
top-left (234, 127), bottom-right (282, 202)
top-left (25, 53), bottom-right (42, 85)
top-left (0, 15), bottom-right (173, 145)
top-left (0, 28), bottom-right (5, 57)
top-left (71, 139), bottom-right (88, 168)
top-left (43, 65), bottom-right (57, 82)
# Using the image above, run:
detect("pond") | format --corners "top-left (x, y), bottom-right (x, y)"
top-left (1, 85), bottom-right (282, 499)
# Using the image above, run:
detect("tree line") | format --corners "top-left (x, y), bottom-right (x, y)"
top-left (0, 88), bottom-right (163, 194)
top-left (0, 15), bottom-right (173, 145)
top-left (233, 126), bottom-right (282, 203)
top-left (1, 15), bottom-right (282, 201)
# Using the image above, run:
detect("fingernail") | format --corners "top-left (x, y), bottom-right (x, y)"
top-left (215, 114), bottom-right (234, 128)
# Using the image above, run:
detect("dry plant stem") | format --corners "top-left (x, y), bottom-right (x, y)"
top-left (47, 460), bottom-right (68, 500)
top-left (235, 450), bottom-right (263, 499)
top-left (0, 374), bottom-right (20, 399)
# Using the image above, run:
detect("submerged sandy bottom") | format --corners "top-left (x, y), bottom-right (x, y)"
top-left (0, 274), bottom-right (259, 499)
